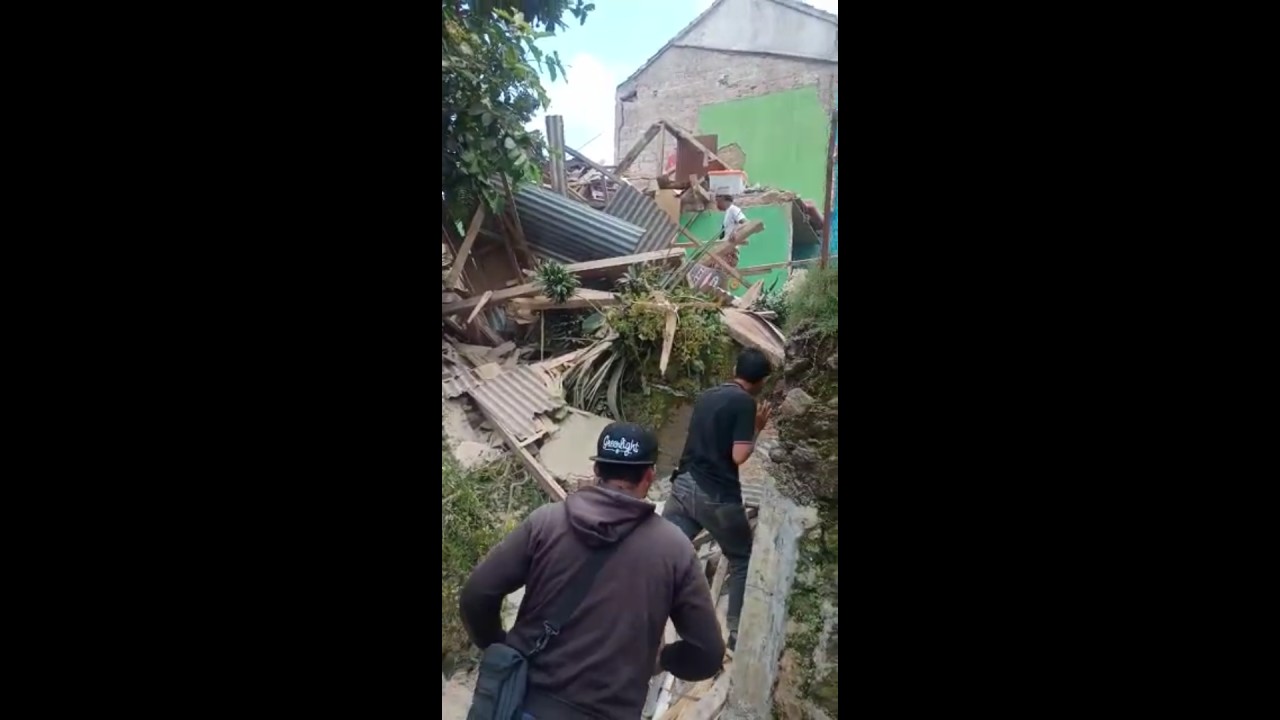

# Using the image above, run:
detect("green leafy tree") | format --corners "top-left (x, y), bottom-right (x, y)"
top-left (441, 1), bottom-right (595, 216)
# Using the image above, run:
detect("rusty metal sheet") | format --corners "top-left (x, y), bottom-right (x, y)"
top-left (603, 182), bottom-right (682, 254)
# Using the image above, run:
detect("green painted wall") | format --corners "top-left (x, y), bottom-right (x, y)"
top-left (681, 204), bottom-right (791, 295)
top-left (698, 86), bottom-right (830, 212)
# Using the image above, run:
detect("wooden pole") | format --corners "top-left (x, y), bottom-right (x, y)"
top-left (546, 115), bottom-right (567, 195)
top-left (819, 106), bottom-right (837, 270)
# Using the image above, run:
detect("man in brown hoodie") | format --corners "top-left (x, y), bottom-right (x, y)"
top-left (460, 422), bottom-right (725, 719)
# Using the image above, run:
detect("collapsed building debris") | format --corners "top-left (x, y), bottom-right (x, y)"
top-left (441, 109), bottom-right (799, 510)
top-left (442, 166), bottom-right (793, 717)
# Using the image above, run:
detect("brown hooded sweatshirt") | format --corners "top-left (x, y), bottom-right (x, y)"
top-left (460, 486), bottom-right (725, 719)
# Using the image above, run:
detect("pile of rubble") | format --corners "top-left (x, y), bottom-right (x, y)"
top-left (442, 126), bottom-right (790, 501)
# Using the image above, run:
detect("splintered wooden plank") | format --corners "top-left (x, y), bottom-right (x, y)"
top-left (441, 251), bottom-right (683, 316)
top-left (663, 120), bottom-right (733, 170)
top-left (444, 205), bottom-right (486, 289)
top-left (659, 309), bottom-right (678, 377)
top-left (509, 288), bottom-right (620, 312)
top-left (721, 309), bottom-right (785, 368)
top-left (465, 290), bottom-right (493, 324)
top-left (734, 281), bottom-right (764, 309)
top-left (682, 673), bottom-right (731, 720)
top-left (708, 554), bottom-right (729, 605)
top-left (675, 222), bottom-right (743, 285)
top-left (474, 400), bottom-right (567, 502)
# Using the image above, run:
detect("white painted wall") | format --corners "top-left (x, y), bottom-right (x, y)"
top-left (679, 0), bottom-right (838, 63)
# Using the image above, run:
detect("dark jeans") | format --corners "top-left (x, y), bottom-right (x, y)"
top-left (662, 472), bottom-right (753, 639)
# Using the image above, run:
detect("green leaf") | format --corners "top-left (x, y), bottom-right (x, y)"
top-left (503, 137), bottom-right (516, 150)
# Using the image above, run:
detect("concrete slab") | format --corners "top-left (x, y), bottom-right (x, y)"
top-left (538, 411), bottom-right (613, 485)
top-left (728, 486), bottom-right (817, 716)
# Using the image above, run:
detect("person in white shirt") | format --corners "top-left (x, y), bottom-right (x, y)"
top-left (716, 194), bottom-right (749, 243)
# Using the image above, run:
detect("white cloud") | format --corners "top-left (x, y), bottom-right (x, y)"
top-left (528, 53), bottom-right (618, 165)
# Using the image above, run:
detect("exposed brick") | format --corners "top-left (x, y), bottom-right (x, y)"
top-left (615, 46), bottom-right (836, 188)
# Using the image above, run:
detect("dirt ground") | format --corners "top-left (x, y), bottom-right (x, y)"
top-left (442, 671), bottom-right (475, 719)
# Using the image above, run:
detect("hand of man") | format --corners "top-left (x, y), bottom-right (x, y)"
top-left (755, 401), bottom-right (772, 433)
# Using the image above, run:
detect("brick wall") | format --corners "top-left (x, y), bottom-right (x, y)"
top-left (615, 46), bottom-right (836, 188)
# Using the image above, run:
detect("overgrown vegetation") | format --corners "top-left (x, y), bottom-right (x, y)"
top-left (441, 0), bottom-right (595, 217)
top-left (767, 265), bottom-right (840, 717)
top-left (783, 519), bottom-right (840, 718)
top-left (558, 263), bottom-right (735, 428)
top-left (441, 413), bottom-right (545, 670)
top-left (783, 265), bottom-right (838, 338)
top-left (754, 277), bottom-right (790, 328)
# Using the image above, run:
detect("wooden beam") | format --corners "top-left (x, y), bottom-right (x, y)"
top-left (545, 114), bottom-right (568, 195)
top-left (708, 553), bottom-right (729, 604)
top-left (614, 122), bottom-right (664, 176)
top-left (736, 255), bottom-right (840, 275)
top-left (689, 173), bottom-right (712, 204)
top-left (564, 146), bottom-right (628, 186)
top-left (444, 205), bottom-right (485, 289)
top-left (495, 212), bottom-right (525, 278)
top-left (675, 223), bottom-right (744, 284)
top-left (465, 290), bottom-right (493, 324)
top-left (509, 288), bottom-right (621, 312)
top-left (566, 247), bottom-right (684, 274)
top-left (474, 400), bottom-right (567, 502)
top-left (501, 176), bottom-right (534, 266)
top-left (683, 672), bottom-right (731, 720)
top-left (441, 250), bottom-right (683, 316)
top-left (663, 119), bottom-right (732, 169)
top-left (659, 308), bottom-right (678, 377)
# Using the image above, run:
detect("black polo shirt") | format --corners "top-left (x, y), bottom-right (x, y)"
top-left (678, 382), bottom-right (757, 500)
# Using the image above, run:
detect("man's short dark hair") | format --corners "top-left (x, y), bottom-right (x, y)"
top-left (595, 461), bottom-right (651, 486)
top-left (735, 348), bottom-right (771, 383)
top-left (716, 194), bottom-right (733, 202)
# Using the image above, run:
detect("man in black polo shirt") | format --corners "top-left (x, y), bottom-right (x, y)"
top-left (662, 347), bottom-right (772, 650)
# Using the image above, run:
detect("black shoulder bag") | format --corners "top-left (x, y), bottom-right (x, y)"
top-left (467, 533), bottom-right (629, 720)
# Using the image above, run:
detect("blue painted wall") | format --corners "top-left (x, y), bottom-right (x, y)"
top-left (830, 108), bottom-right (838, 257)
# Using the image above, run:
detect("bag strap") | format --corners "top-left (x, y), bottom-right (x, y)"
top-left (525, 513), bottom-right (647, 658)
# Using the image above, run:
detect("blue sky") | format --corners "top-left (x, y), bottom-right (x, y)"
top-left (527, 0), bottom-right (838, 163)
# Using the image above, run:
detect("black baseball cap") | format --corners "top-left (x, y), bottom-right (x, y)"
top-left (590, 422), bottom-right (659, 466)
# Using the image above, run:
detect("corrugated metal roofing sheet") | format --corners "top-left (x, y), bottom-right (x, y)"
top-left (512, 183), bottom-right (647, 264)
top-left (441, 368), bottom-right (479, 399)
top-left (442, 365), bottom-right (564, 442)
top-left (604, 182), bottom-right (681, 253)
